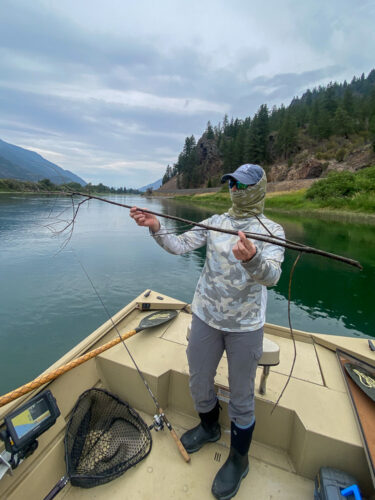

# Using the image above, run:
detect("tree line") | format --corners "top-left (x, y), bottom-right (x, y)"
top-left (0, 177), bottom-right (141, 194)
top-left (162, 69), bottom-right (375, 188)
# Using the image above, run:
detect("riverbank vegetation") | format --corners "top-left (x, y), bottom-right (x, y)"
top-left (0, 178), bottom-right (140, 194)
top-left (174, 166), bottom-right (375, 219)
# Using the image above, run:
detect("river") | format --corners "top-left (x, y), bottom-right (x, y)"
top-left (0, 193), bottom-right (374, 395)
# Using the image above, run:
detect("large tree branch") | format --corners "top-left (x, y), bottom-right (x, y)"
top-left (50, 191), bottom-right (362, 270)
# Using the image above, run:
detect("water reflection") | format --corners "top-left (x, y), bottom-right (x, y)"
top-left (0, 194), bottom-right (374, 395)
top-left (267, 212), bottom-right (375, 337)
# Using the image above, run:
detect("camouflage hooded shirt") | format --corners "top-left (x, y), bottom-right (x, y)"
top-left (151, 213), bottom-right (285, 332)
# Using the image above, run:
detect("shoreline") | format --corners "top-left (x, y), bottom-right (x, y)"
top-left (0, 191), bottom-right (140, 196)
top-left (167, 192), bottom-right (375, 226)
top-left (3, 190), bottom-right (374, 225)
top-left (265, 207), bottom-right (375, 225)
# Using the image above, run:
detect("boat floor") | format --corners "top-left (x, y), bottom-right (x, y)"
top-left (60, 293), bottom-right (373, 498)
top-left (61, 408), bottom-right (314, 500)
top-left (2, 291), bottom-right (374, 499)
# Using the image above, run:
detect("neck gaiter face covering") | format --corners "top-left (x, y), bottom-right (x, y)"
top-left (228, 172), bottom-right (267, 218)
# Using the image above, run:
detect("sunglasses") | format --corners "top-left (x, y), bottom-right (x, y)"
top-left (229, 179), bottom-right (249, 190)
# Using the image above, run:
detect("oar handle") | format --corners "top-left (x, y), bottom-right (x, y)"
top-left (0, 328), bottom-right (138, 408)
top-left (159, 408), bottom-right (190, 463)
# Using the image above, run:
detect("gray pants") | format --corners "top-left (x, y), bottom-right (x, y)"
top-left (187, 314), bottom-right (263, 427)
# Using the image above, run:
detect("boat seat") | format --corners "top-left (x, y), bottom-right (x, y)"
top-left (186, 323), bottom-right (280, 395)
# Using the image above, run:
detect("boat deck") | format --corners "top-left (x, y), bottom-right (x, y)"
top-left (61, 408), bottom-right (314, 500)
top-left (1, 290), bottom-right (374, 499)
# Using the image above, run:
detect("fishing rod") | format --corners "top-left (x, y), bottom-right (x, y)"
top-left (15, 187), bottom-right (362, 419)
top-left (4, 168), bottom-right (329, 426)
top-left (0, 303), bottom-right (190, 463)
top-left (56, 190), bottom-right (362, 413)
top-left (60, 191), bottom-right (362, 270)
top-left (74, 256), bottom-right (190, 463)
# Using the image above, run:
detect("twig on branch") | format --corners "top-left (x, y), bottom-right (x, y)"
top-left (57, 191), bottom-right (362, 270)
top-left (43, 190), bottom-right (362, 269)
top-left (45, 195), bottom-right (91, 252)
top-left (40, 190), bottom-right (362, 416)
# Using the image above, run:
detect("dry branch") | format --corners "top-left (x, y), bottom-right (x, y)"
top-left (61, 191), bottom-right (362, 270)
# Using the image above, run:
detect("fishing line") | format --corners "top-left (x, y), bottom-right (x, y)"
top-left (242, 210), bottom-right (301, 411)
top-left (73, 250), bottom-right (160, 410)
top-left (246, 210), bottom-right (311, 249)
top-left (50, 191), bottom-right (362, 413)
top-left (45, 193), bottom-right (60, 219)
top-left (71, 250), bottom-right (190, 462)
top-left (271, 252), bottom-right (302, 414)
top-left (151, 208), bottom-right (301, 412)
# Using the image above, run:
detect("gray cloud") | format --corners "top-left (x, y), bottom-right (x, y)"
top-left (0, 0), bottom-right (374, 187)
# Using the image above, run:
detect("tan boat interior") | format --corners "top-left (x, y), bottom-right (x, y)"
top-left (1, 290), bottom-right (374, 499)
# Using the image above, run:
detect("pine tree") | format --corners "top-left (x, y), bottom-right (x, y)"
top-left (276, 111), bottom-right (298, 158)
top-left (333, 106), bottom-right (353, 138)
top-left (233, 127), bottom-right (246, 167)
top-left (318, 109), bottom-right (332, 139)
top-left (223, 139), bottom-right (235, 172)
top-left (369, 87), bottom-right (375, 116)
top-left (222, 114), bottom-right (229, 133)
top-left (175, 136), bottom-right (199, 188)
top-left (370, 115), bottom-right (375, 152)
top-left (245, 114), bottom-right (260, 163)
top-left (343, 88), bottom-right (355, 115)
top-left (369, 87), bottom-right (375, 152)
top-left (257, 104), bottom-right (270, 163)
top-left (245, 110), bottom-right (269, 165)
top-left (161, 68), bottom-right (375, 188)
top-left (205, 121), bottom-right (215, 140)
top-left (324, 83), bottom-right (338, 114)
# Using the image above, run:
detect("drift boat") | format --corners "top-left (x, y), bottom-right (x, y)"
top-left (0, 290), bottom-right (374, 499)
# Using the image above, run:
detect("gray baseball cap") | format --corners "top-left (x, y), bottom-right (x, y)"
top-left (221, 164), bottom-right (264, 185)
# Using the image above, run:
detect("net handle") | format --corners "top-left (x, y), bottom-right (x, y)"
top-left (43, 475), bottom-right (69, 500)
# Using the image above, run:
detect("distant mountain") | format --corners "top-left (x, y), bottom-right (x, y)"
top-left (138, 178), bottom-right (162, 192)
top-left (0, 138), bottom-right (86, 185)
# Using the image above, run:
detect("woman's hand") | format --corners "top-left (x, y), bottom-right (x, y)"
top-left (130, 206), bottom-right (160, 232)
top-left (232, 231), bottom-right (256, 262)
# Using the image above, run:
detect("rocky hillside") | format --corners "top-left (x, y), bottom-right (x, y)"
top-left (158, 139), bottom-right (374, 193)
top-left (267, 143), bottom-right (375, 182)
top-left (159, 69), bottom-right (375, 192)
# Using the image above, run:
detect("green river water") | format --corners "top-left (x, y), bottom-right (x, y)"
top-left (0, 193), bottom-right (374, 395)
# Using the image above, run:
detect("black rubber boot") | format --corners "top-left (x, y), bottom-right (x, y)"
top-left (211, 421), bottom-right (255, 500)
top-left (181, 401), bottom-right (221, 453)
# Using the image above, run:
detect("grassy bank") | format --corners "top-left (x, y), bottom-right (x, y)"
top-left (173, 167), bottom-right (375, 224)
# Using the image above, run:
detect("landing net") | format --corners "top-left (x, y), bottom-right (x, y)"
top-left (65, 388), bottom-right (152, 488)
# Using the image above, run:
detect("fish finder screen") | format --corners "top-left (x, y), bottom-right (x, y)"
top-left (11, 399), bottom-right (51, 439)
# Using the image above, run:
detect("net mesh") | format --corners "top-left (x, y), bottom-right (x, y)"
top-left (65, 388), bottom-right (152, 488)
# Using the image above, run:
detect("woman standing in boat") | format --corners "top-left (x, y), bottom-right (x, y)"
top-left (130, 164), bottom-right (285, 500)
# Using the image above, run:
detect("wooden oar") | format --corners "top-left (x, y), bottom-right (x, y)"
top-left (0, 310), bottom-right (178, 409)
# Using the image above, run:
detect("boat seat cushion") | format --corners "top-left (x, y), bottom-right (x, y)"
top-left (260, 337), bottom-right (280, 366)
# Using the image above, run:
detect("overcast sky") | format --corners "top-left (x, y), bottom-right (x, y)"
top-left (0, 0), bottom-right (374, 188)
